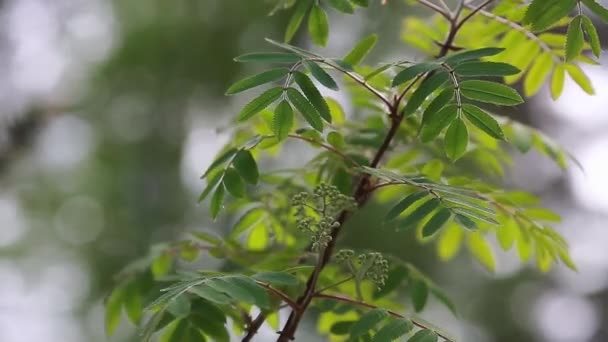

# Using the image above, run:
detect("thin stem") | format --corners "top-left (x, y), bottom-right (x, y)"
top-left (454, 0), bottom-right (466, 19)
top-left (396, 74), bottom-right (425, 111)
top-left (455, 0), bottom-right (494, 30)
top-left (437, 0), bottom-right (453, 15)
top-left (314, 293), bottom-right (456, 342)
top-left (242, 313), bottom-right (267, 342)
top-left (314, 276), bottom-right (355, 295)
top-left (417, 0), bottom-right (453, 20)
top-left (287, 134), bottom-right (359, 167)
top-left (255, 280), bottom-right (299, 309)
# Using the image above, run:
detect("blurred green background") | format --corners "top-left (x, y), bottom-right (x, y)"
top-left (1, 0), bottom-right (607, 341)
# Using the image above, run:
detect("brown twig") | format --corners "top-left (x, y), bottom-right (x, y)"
top-left (255, 280), bottom-right (299, 309)
top-left (287, 134), bottom-right (359, 167)
top-left (242, 313), bottom-right (267, 342)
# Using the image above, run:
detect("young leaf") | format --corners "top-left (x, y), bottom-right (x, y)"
top-left (404, 72), bottom-right (450, 115)
top-left (443, 47), bottom-right (505, 64)
top-left (385, 191), bottom-right (428, 222)
top-left (444, 118), bottom-right (468, 161)
top-left (467, 232), bottom-right (496, 272)
top-left (410, 279), bottom-right (429, 312)
top-left (550, 63), bottom-right (566, 99)
top-left (461, 104), bottom-right (505, 140)
top-left (232, 150), bottom-right (259, 185)
top-left (566, 64), bottom-right (595, 94)
top-left (582, 0), bottom-right (608, 23)
top-left (343, 34), bottom-right (378, 66)
top-left (234, 52), bottom-right (301, 64)
top-left (226, 68), bottom-right (288, 95)
top-left (523, 0), bottom-right (577, 31)
top-left (524, 53), bottom-right (553, 96)
top-left (210, 185), bottom-right (225, 220)
top-left (304, 61), bottom-right (339, 90)
top-left (565, 16), bottom-right (585, 62)
top-left (285, 0), bottom-right (312, 43)
top-left (581, 15), bottom-right (601, 57)
top-left (273, 100), bottom-right (294, 141)
top-left (408, 329), bottom-right (438, 342)
top-left (371, 319), bottom-right (413, 342)
top-left (437, 224), bottom-right (464, 261)
top-left (328, 0), bottom-right (354, 14)
top-left (419, 104), bottom-right (458, 143)
top-left (293, 71), bottom-right (332, 122)
top-left (286, 88), bottom-right (324, 131)
top-left (454, 61), bottom-right (520, 77)
top-left (308, 4), bottom-right (329, 46)
top-left (223, 168), bottom-right (246, 198)
top-left (392, 62), bottom-right (440, 87)
top-left (397, 198), bottom-right (441, 231)
top-left (350, 309), bottom-right (389, 338)
top-left (460, 80), bottom-right (523, 106)
top-left (238, 87), bottom-right (283, 121)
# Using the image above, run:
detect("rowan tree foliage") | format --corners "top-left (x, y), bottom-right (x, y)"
top-left (105, 0), bottom-right (605, 341)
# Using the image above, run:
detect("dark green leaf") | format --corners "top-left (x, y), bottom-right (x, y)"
top-left (404, 72), bottom-right (450, 115)
top-left (189, 314), bottom-right (229, 342)
top-left (444, 118), bottom-right (468, 161)
top-left (565, 16), bottom-right (585, 62)
top-left (273, 100), bottom-right (294, 141)
top-left (422, 208), bottom-right (452, 237)
top-left (462, 104), bottom-right (505, 139)
top-left (421, 88), bottom-right (454, 126)
top-left (223, 276), bottom-right (270, 309)
top-left (124, 280), bottom-right (143, 325)
top-left (210, 185), bottom-right (225, 220)
top-left (371, 319), bottom-right (413, 342)
top-left (454, 213), bottom-right (477, 230)
top-left (286, 88), bottom-right (324, 131)
top-left (232, 150), bottom-right (259, 185)
top-left (419, 104), bottom-right (458, 142)
top-left (454, 61), bottom-right (520, 77)
top-left (223, 167), bottom-right (246, 198)
top-left (451, 207), bottom-right (499, 225)
top-left (201, 148), bottom-right (237, 178)
top-left (460, 80), bottom-right (523, 106)
top-left (308, 4), bottom-right (329, 46)
top-left (234, 52), bottom-right (301, 63)
top-left (350, 309), bottom-right (389, 338)
top-left (523, 0), bottom-right (577, 31)
top-left (293, 71), bottom-right (332, 122)
top-left (344, 34), bottom-right (378, 66)
top-left (166, 295), bottom-right (191, 318)
top-left (198, 171), bottom-right (223, 203)
top-left (226, 68), bottom-right (288, 95)
top-left (328, 0), bottom-right (354, 13)
top-left (304, 61), bottom-right (339, 90)
top-left (253, 271), bottom-right (299, 286)
top-left (583, 0), bottom-right (608, 23)
top-left (392, 62), bottom-right (440, 87)
top-left (407, 329), bottom-right (438, 342)
top-left (285, 0), bottom-right (312, 43)
top-left (443, 47), bottom-right (505, 64)
top-left (410, 279), bottom-right (428, 312)
top-left (581, 15), bottom-right (601, 57)
top-left (331, 321), bottom-right (355, 335)
top-left (397, 198), bottom-right (441, 231)
top-left (385, 191), bottom-right (428, 222)
top-left (189, 284), bottom-right (232, 305)
top-left (238, 87), bottom-right (283, 121)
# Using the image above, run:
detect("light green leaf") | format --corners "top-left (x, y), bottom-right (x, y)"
top-left (467, 232), bottom-right (496, 272)
top-left (581, 15), bottom-right (601, 57)
top-left (326, 97), bottom-right (345, 123)
top-left (460, 80), bottom-right (523, 106)
top-left (397, 198), bottom-right (441, 231)
top-left (231, 207), bottom-right (266, 237)
top-left (566, 64), bottom-right (595, 94)
top-left (273, 100), bottom-right (294, 141)
top-left (223, 167), bottom-right (246, 198)
top-left (371, 319), bottom-right (413, 342)
top-left (404, 72), bottom-right (450, 115)
top-left (308, 5), bottom-right (329, 46)
top-left (232, 150), bottom-right (259, 185)
top-left (550, 63), bottom-right (566, 99)
top-left (523, 208), bottom-right (561, 222)
top-left (523, 0), bottom-right (577, 31)
top-left (293, 71), bottom-right (332, 122)
top-left (210, 185), bottom-right (225, 220)
top-left (285, 0), bottom-right (312, 43)
top-left (566, 16), bottom-right (585, 62)
top-left (238, 87), bottom-right (283, 121)
top-left (304, 61), bottom-right (339, 90)
top-left (385, 191), bottom-right (428, 222)
top-left (286, 88), bottom-right (324, 131)
top-left (454, 61), bottom-right (520, 77)
top-left (444, 118), bottom-right (468, 161)
top-left (408, 329), bottom-right (438, 342)
top-left (411, 279), bottom-right (429, 312)
top-left (497, 218), bottom-right (517, 251)
top-left (419, 104), bottom-right (458, 142)
top-left (461, 104), bottom-right (505, 140)
top-left (350, 309), bottom-right (389, 338)
top-left (344, 34), bottom-right (378, 66)
top-left (252, 271), bottom-right (299, 286)
top-left (392, 62), bottom-right (440, 87)
top-left (152, 253), bottom-right (173, 278)
top-left (437, 224), bottom-right (464, 261)
top-left (190, 284), bottom-right (232, 305)
top-left (443, 47), bottom-right (505, 64)
top-left (124, 280), bottom-right (143, 325)
top-left (105, 286), bottom-right (125, 336)
top-left (582, 0), bottom-right (608, 23)
top-left (327, 131), bottom-right (345, 149)
top-left (226, 68), bottom-right (288, 95)
top-left (328, 0), bottom-right (354, 13)
top-left (524, 53), bottom-right (553, 96)
top-left (234, 52), bottom-right (301, 63)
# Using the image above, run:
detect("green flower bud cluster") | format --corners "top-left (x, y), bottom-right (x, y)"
top-left (292, 184), bottom-right (355, 252)
top-left (335, 249), bottom-right (389, 289)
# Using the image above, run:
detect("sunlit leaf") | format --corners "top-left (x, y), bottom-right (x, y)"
top-left (467, 232), bottom-right (496, 272)
top-left (461, 104), bottom-right (505, 140)
top-left (523, 0), bottom-right (577, 31)
top-left (565, 16), bottom-right (584, 62)
top-left (308, 4), bottom-right (329, 46)
top-left (344, 34), bottom-right (378, 66)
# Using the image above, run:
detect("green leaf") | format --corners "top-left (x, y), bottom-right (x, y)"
top-left (124, 280), bottom-right (143, 325)
top-left (452, 207), bottom-right (499, 225)
top-left (581, 15), bottom-right (601, 57)
top-left (523, 208), bottom-right (561, 222)
top-left (286, 87), bottom-right (324, 131)
top-left (344, 34), bottom-right (378, 66)
top-left (152, 253), bottom-right (173, 278)
top-left (105, 286), bottom-right (125, 336)
top-left (460, 80), bottom-right (523, 106)
top-left (190, 284), bottom-right (232, 305)
top-left (454, 61), bottom-right (520, 77)
top-left (443, 47), bottom-right (505, 64)
top-left (285, 0), bottom-right (312, 43)
top-left (226, 68), bottom-right (288, 95)
top-left (234, 52), bottom-right (301, 63)
top-left (273, 100), bottom-right (294, 141)
top-left (201, 148), bottom-right (237, 178)
top-left (419, 104), bottom-right (458, 142)
top-left (404, 72), bottom-right (450, 115)
top-left (327, 131), bottom-right (345, 149)
top-left (350, 309), bottom-right (389, 338)
top-left (438, 224), bottom-right (464, 261)
top-left (467, 232), bottom-right (496, 272)
top-left (422, 208), bottom-right (452, 237)
top-left (566, 16), bottom-right (585, 62)
top-left (232, 150), bottom-right (259, 185)
top-left (421, 88), bottom-right (453, 126)
top-left (198, 171), bottom-right (223, 203)
top-left (461, 104), bottom-right (505, 140)
top-left (308, 4), bottom-right (329, 46)
top-left (253, 271), bottom-right (299, 286)
top-left (210, 185), bottom-right (225, 220)
top-left (524, 53), bottom-right (553, 96)
top-left (408, 329), bottom-right (438, 342)
top-left (352, 0), bottom-right (369, 6)
top-left (223, 167), bottom-right (246, 198)
top-left (582, 0), bottom-right (608, 23)
top-left (293, 71), bottom-right (332, 122)
top-left (566, 64), bottom-right (595, 94)
top-left (371, 319), bottom-right (413, 342)
top-left (238, 87), bottom-right (283, 121)
top-left (328, 0), bottom-right (354, 13)
top-left (385, 191), bottom-right (428, 222)
top-left (410, 279), bottom-right (429, 312)
top-left (454, 213), bottom-right (477, 230)
top-left (164, 319), bottom-right (203, 342)
top-left (304, 61), bottom-right (339, 90)
top-left (331, 321), bottom-right (355, 335)
top-left (523, 0), bottom-right (577, 31)
top-left (550, 63), bottom-right (566, 99)
top-left (497, 219), bottom-right (517, 251)
top-left (392, 62), bottom-right (440, 87)
top-left (223, 276), bottom-right (270, 309)
top-left (397, 198), bottom-right (441, 231)
top-left (444, 118), bottom-right (468, 161)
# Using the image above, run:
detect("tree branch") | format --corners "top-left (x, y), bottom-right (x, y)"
top-left (287, 134), bottom-right (359, 167)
